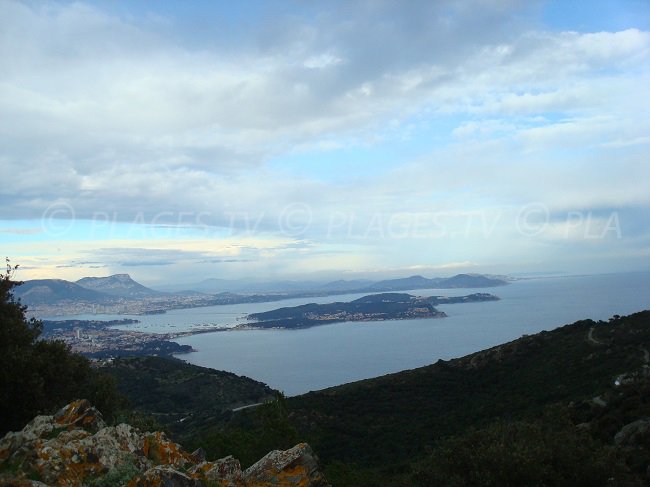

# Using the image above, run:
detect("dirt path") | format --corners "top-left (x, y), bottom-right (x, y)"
top-left (232, 402), bottom-right (264, 412)
top-left (587, 327), bottom-right (601, 345)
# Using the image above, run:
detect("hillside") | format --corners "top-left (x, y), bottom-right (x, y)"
top-left (198, 311), bottom-right (650, 485)
top-left (101, 356), bottom-right (277, 440)
top-left (284, 312), bottom-right (650, 475)
top-left (14, 274), bottom-right (161, 305)
top-left (13, 279), bottom-right (112, 305)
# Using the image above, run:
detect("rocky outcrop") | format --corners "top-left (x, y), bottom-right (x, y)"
top-left (244, 443), bottom-right (329, 487)
top-left (0, 400), bottom-right (329, 487)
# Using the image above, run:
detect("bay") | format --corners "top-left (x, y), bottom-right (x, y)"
top-left (172, 271), bottom-right (650, 396)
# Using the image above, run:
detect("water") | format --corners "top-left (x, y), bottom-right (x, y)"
top-left (45, 290), bottom-right (412, 333)
top-left (43, 272), bottom-right (650, 396)
top-left (173, 272), bottom-right (650, 395)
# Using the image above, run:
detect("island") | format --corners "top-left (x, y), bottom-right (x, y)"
top-left (242, 292), bottom-right (499, 329)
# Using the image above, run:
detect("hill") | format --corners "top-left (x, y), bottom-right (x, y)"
top-left (245, 292), bottom-right (498, 329)
top-left (101, 356), bottom-right (277, 441)
top-left (12, 278), bottom-right (112, 305)
top-left (76, 273), bottom-right (163, 298)
top-left (366, 273), bottom-right (507, 291)
top-left (15, 274), bottom-right (165, 306)
top-left (283, 311), bottom-right (650, 478)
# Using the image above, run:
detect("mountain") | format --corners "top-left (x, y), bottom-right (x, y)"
top-left (76, 273), bottom-right (163, 298)
top-left (436, 273), bottom-right (508, 288)
top-left (13, 279), bottom-right (111, 305)
top-left (366, 273), bottom-right (507, 291)
top-left (13, 274), bottom-right (162, 306)
top-left (366, 275), bottom-right (437, 291)
top-left (188, 274), bottom-right (507, 295)
top-left (13, 273), bottom-right (509, 313)
top-left (316, 279), bottom-right (375, 292)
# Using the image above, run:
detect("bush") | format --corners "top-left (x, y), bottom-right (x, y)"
top-left (411, 411), bottom-right (619, 487)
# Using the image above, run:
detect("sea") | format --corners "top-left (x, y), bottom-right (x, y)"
top-left (45, 271), bottom-right (650, 396)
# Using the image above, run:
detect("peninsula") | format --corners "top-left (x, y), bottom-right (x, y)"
top-left (243, 292), bottom-right (499, 329)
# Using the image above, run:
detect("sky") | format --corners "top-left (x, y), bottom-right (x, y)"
top-left (1, 0), bottom-right (649, 285)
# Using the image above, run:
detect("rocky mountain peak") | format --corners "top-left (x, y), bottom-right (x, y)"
top-left (76, 274), bottom-right (161, 298)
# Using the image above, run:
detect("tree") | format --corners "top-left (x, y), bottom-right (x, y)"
top-left (411, 411), bottom-right (619, 487)
top-left (0, 259), bottom-right (125, 434)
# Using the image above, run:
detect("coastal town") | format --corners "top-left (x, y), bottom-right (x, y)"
top-left (40, 319), bottom-right (227, 358)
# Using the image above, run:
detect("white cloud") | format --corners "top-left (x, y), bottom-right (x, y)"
top-left (1, 0), bottom-right (649, 278)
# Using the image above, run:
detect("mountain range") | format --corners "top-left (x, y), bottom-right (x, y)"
top-left (13, 274), bottom-right (162, 305)
top-left (13, 273), bottom-right (508, 307)
top-left (189, 273), bottom-right (508, 294)
top-left (13, 279), bottom-right (112, 305)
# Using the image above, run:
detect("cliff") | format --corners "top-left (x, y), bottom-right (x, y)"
top-left (0, 400), bottom-right (329, 487)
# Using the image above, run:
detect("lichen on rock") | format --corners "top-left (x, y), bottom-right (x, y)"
top-left (0, 400), bottom-right (329, 487)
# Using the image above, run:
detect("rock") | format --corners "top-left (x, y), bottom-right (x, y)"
top-left (0, 400), bottom-right (329, 487)
top-left (190, 456), bottom-right (244, 485)
top-left (244, 443), bottom-right (329, 487)
top-left (128, 465), bottom-right (202, 487)
top-left (614, 419), bottom-right (650, 446)
top-left (0, 478), bottom-right (49, 486)
top-left (53, 399), bottom-right (106, 432)
top-left (191, 447), bottom-right (206, 463)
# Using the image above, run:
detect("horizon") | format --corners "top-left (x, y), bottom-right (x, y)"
top-left (1, 0), bottom-right (649, 284)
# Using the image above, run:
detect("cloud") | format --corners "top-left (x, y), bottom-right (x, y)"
top-left (0, 227), bottom-right (43, 235)
top-left (1, 0), bottom-right (649, 278)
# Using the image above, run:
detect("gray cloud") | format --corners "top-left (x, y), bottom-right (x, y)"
top-left (1, 0), bottom-right (649, 279)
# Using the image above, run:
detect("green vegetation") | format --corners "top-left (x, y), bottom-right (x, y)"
top-left (184, 311), bottom-right (650, 485)
top-left (246, 292), bottom-right (498, 329)
top-left (191, 393), bottom-right (300, 468)
top-left (285, 313), bottom-right (648, 467)
top-left (0, 260), bottom-right (126, 434)
top-left (101, 355), bottom-right (276, 441)
top-left (4, 256), bottom-right (650, 485)
top-left (90, 457), bottom-right (139, 487)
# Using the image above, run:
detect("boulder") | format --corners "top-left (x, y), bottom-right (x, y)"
top-left (128, 465), bottom-right (202, 487)
top-left (53, 399), bottom-right (106, 432)
top-left (0, 400), bottom-right (329, 487)
top-left (244, 443), bottom-right (329, 486)
top-left (189, 456), bottom-right (244, 485)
